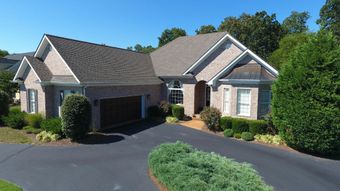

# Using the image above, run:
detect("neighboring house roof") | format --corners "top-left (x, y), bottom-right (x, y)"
top-left (150, 32), bottom-right (228, 76)
top-left (45, 34), bottom-right (162, 85)
top-left (0, 52), bottom-right (34, 72)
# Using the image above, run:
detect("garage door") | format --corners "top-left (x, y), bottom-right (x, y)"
top-left (100, 96), bottom-right (142, 128)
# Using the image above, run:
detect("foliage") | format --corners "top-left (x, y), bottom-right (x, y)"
top-left (0, 49), bottom-right (9, 57)
top-left (195, 25), bottom-right (217, 34)
top-left (158, 27), bottom-right (187, 47)
top-left (263, 112), bottom-right (278, 135)
top-left (127, 44), bottom-right (156, 53)
top-left (23, 126), bottom-right (42, 134)
top-left (166, 116), bottom-right (178, 123)
top-left (0, 179), bottom-right (22, 191)
top-left (200, 107), bottom-right (221, 131)
top-left (147, 105), bottom-right (161, 117)
top-left (231, 118), bottom-right (249, 134)
top-left (248, 120), bottom-right (267, 135)
top-left (171, 105), bottom-right (184, 120)
top-left (41, 118), bottom-right (63, 135)
top-left (282, 11), bottom-right (310, 34)
top-left (36, 131), bottom-right (60, 142)
top-left (61, 95), bottom-right (91, 141)
top-left (272, 32), bottom-right (340, 155)
top-left (268, 33), bottom-right (310, 70)
top-left (317, 0), bottom-right (340, 39)
top-left (254, 134), bottom-right (285, 145)
top-left (0, 90), bottom-right (10, 124)
top-left (0, 127), bottom-right (32, 144)
top-left (220, 116), bottom-right (233, 130)
top-left (218, 11), bottom-right (284, 59)
top-left (159, 101), bottom-right (172, 116)
top-left (148, 142), bottom-right (273, 191)
top-left (233, 133), bottom-right (242, 139)
top-left (241, 132), bottom-right (254, 141)
top-left (223, 129), bottom-right (234, 137)
top-left (2, 109), bottom-right (26, 129)
top-left (25, 113), bottom-right (43, 129)
top-left (0, 71), bottom-right (18, 102)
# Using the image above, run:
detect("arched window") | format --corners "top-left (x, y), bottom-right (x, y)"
top-left (168, 80), bottom-right (183, 104)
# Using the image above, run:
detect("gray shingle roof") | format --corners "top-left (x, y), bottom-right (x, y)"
top-left (26, 56), bottom-right (52, 81)
top-left (46, 34), bottom-right (162, 85)
top-left (150, 32), bottom-right (227, 76)
top-left (223, 62), bottom-right (276, 81)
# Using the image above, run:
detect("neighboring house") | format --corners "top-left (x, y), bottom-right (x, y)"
top-left (13, 32), bottom-right (278, 129)
top-left (0, 52), bottom-right (35, 72)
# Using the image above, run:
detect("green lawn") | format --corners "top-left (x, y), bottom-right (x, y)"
top-left (0, 127), bottom-right (32, 144)
top-left (0, 179), bottom-right (22, 191)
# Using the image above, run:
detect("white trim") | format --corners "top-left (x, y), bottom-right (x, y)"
top-left (182, 33), bottom-right (247, 75)
top-left (236, 88), bottom-right (251, 117)
top-left (13, 57), bottom-right (42, 82)
top-left (222, 87), bottom-right (231, 115)
top-left (219, 79), bottom-right (273, 85)
top-left (207, 50), bottom-right (279, 86)
top-left (13, 57), bottom-right (27, 82)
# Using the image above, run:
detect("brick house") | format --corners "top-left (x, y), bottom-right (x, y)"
top-left (13, 32), bottom-right (278, 129)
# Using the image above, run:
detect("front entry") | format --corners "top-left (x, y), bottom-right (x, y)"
top-left (194, 81), bottom-right (210, 113)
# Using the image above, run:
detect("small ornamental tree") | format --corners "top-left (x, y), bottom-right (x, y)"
top-left (272, 32), bottom-right (340, 155)
top-left (61, 95), bottom-right (91, 141)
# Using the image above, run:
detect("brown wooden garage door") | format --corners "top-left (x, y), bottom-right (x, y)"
top-left (100, 96), bottom-right (141, 128)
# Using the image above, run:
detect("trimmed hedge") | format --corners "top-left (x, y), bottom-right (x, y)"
top-left (232, 118), bottom-right (249, 134)
top-left (172, 105), bottom-right (184, 120)
top-left (148, 142), bottom-right (273, 191)
top-left (241, 132), bottom-right (254, 141)
top-left (200, 107), bottom-right (221, 131)
top-left (220, 116), bottom-right (233, 130)
top-left (25, 113), bottom-right (43, 129)
top-left (41, 118), bottom-right (63, 135)
top-left (61, 95), bottom-right (91, 141)
top-left (223, 129), bottom-right (234, 137)
top-left (248, 120), bottom-right (267, 135)
top-left (2, 109), bottom-right (26, 129)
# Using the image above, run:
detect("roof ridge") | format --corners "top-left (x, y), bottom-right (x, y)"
top-left (45, 34), bottom-right (148, 55)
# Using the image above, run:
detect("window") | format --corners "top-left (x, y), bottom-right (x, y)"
top-left (168, 80), bottom-right (183, 104)
top-left (59, 90), bottom-right (81, 106)
top-left (28, 89), bottom-right (37, 113)
top-left (259, 90), bottom-right (271, 117)
top-left (223, 88), bottom-right (230, 114)
top-left (237, 89), bottom-right (251, 116)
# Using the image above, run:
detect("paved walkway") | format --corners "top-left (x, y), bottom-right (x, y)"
top-left (0, 121), bottom-right (339, 191)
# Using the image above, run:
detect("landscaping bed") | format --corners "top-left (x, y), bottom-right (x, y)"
top-left (0, 179), bottom-right (22, 191)
top-left (148, 141), bottom-right (273, 191)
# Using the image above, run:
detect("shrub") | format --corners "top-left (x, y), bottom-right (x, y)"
top-left (200, 107), bottom-right (221, 131)
top-left (234, 133), bottom-right (242, 139)
top-left (148, 142), bottom-right (273, 191)
top-left (36, 131), bottom-right (60, 142)
top-left (41, 118), bottom-right (63, 135)
top-left (220, 116), bottom-right (233, 130)
top-left (172, 105), bottom-right (184, 120)
top-left (25, 113), bottom-right (43, 129)
top-left (263, 112), bottom-right (278, 135)
top-left (61, 95), bottom-right (91, 141)
top-left (223, 129), bottom-right (234, 137)
top-left (0, 90), bottom-right (10, 119)
top-left (232, 118), bottom-right (249, 134)
top-left (147, 105), bottom-right (161, 117)
top-left (2, 109), bottom-right (26, 129)
top-left (159, 101), bottom-right (172, 116)
top-left (241, 132), bottom-right (254, 141)
top-left (254, 134), bottom-right (285, 145)
top-left (23, 126), bottom-right (42, 134)
top-left (272, 32), bottom-right (340, 155)
top-left (248, 120), bottom-right (267, 135)
top-left (166, 116), bottom-right (178, 123)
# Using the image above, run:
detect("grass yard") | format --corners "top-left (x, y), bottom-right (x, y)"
top-left (0, 127), bottom-right (32, 144)
top-left (0, 179), bottom-right (22, 191)
top-left (148, 141), bottom-right (272, 191)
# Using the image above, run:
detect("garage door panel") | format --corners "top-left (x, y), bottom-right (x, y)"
top-left (100, 96), bottom-right (141, 128)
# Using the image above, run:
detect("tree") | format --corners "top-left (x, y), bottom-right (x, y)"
top-left (317, 0), bottom-right (340, 38)
top-left (0, 71), bottom-right (18, 102)
top-left (0, 49), bottom-right (9, 57)
top-left (195, 25), bottom-right (217, 34)
top-left (127, 44), bottom-right (156, 54)
top-left (268, 33), bottom-right (311, 70)
top-left (158, 28), bottom-right (187, 47)
top-left (282, 11), bottom-right (310, 34)
top-left (272, 32), bottom-right (340, 155)
top-left (218, 11), bottom-right (284, 59)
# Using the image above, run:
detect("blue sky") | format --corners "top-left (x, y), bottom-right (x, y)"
top-left (1, 0), bottom-right (325, 53)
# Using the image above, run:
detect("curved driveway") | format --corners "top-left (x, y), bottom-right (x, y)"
top-left (0, 122), bottom-right (339, 191)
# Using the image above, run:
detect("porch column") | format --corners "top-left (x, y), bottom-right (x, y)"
top-left (183, 83), bottom-right (195, 116)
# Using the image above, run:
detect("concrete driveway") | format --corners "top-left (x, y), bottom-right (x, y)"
top-left (0, 121), bottom-right (339, 191)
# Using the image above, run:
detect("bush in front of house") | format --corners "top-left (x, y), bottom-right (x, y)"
top-left (272, 32), bottom-right (340, 155)
top-left (159, 101), bottom-right (172, 116)
top-left (254, 134), bottom-right (285, 145)
top-left (233, 133), bottom-right (242, 139)
top-left (200, 107), bottom-right (221, 131)
top-left (220, 116), bottom-right (233, 130)
top-left (61, 95), bottom-right (91, 141)
top-left (0, 91), bottom-right (10, 123)
top-left (41, 118), bottom-right (63, 135)
top-left (263, 112), bottom-right (278, 135)
top-left (241, 132), bottom-right (254, 141)
top-left (25, 113), bottom-right (43, 129)
top-left (148, 141), bottom-right (273, 191)
top-left (248, 120), bottom-right (267, 135)
top-left (166, 116), bottom-right (178, 123)
top-left (36, 131), bottom-right (60, 142)
top-left (172, 105), bottom-right (184, 120)
top-left (23, 126), bottom-right (42, 134)
top-left (223, 129), bottom-right (234, 137)
top-left (232, 118), bottom-right (249, 134)
top-left (2, 109), bottom-right (26, 129)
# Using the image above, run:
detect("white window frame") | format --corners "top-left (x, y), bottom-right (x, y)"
top-left (259, 90), bottom-right (271, 117)
top-left (27, 89), bottom-right (37, 113)
top-left (223, 88), bottom-right (231, 114)
top-left (167, 80), bottom-right (184, 104)
top-left (236, 88), bottom-right (251, 116)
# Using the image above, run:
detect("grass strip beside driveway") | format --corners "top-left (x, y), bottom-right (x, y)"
top-left (0, 127), bottom-right (32, 144)
top-left (0, 179), bottom-right (22, 191)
